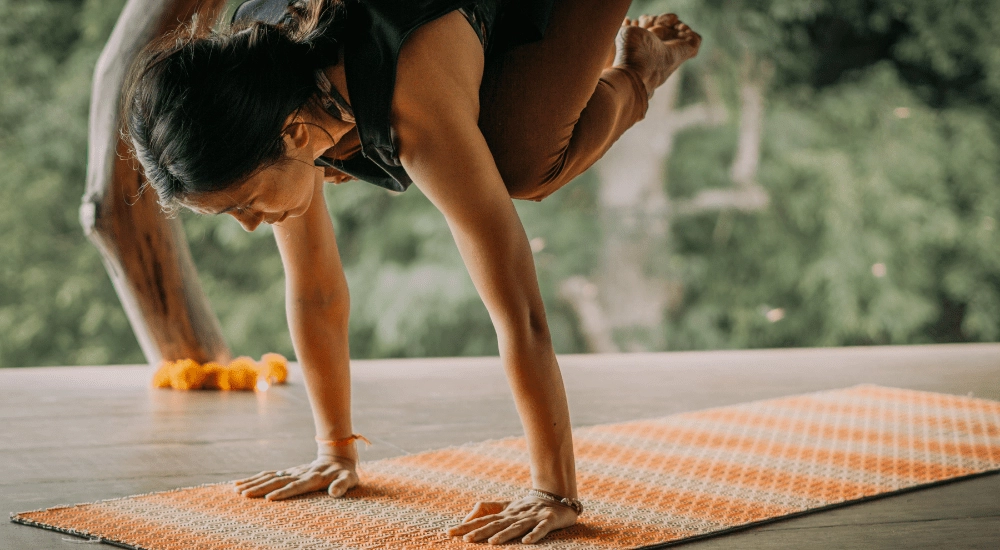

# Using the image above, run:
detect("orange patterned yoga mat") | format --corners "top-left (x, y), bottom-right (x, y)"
top-left (11, 385), bottom-right (1000, 549)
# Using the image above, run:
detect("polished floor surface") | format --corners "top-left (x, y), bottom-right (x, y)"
top-left (3, 344), bottom-right (999, 549)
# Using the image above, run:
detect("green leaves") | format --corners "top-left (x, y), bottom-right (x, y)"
top-left (1, 0), bottom-right (998, 367)
top-left (0, 0), bottom-right (138, 368)
top-left (666, 17), bottom-right (1000, 349)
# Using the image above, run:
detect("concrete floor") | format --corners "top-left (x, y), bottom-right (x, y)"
top-left (3, 344), bottom-right (999, 549)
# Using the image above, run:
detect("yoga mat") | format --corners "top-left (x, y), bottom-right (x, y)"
top-left (11, 385), bottom-right (1000, 549)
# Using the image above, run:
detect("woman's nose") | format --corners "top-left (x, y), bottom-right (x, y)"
top-left (231, 211), bottom-right (263, 232)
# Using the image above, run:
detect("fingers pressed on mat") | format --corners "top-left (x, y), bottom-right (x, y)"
top-left (327, 471), bottom-right (354, 497)
top-left (464, 517), bottom-right (519, 542)
top-left (233, 471), bottom-right (272, 487)
top-left (240, 476), bottom-right (287, 494)
top-left (462, 501), bottom-right (507, 523)
top-left (240, 477), bottom-right (294, 497)
top-left (488, 518), bottom-right (535, 545)
top-left (450, 513), bottom-right (505, 536)
top-left (265, 477), bottom-right (321, 500)
top-left (462, 502), bottom-right (488, 523)
top-left (522, 519), bottom-right (553, 544)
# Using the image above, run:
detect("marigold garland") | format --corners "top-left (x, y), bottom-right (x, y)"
top-left (152, 353), bottom-right (289, 391)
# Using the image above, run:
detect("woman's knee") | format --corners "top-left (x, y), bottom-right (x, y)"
top-left (497, 151), bottom-right (568, 201)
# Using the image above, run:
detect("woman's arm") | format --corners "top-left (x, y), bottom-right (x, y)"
top-left (393, 12), bottom-right (578, 545)
top-left (275, 182), bottom-right (354, 450)
top-left (234, 180), bottom-right (360, 500)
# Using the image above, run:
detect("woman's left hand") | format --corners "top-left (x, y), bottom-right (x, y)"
top-left (447, 496), bottom-right (578, 545)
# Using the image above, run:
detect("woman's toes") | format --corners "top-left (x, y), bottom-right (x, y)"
top-left (613, 13), bottom-right (701, 97)
top-left (659, 14), bottom-right (679, 26)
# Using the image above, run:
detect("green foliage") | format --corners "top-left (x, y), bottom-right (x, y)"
top-left (1, 0), bottom-right (997, 367)
top-left (0, 0), bottom-right (140, 367)
top-left (671, 66), bottom-right (1000, 347)
top-left (664, 0), bottom-right (1000, 348)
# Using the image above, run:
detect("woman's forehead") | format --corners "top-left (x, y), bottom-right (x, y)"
top-left (180, 185), bottom-right (252, 215)
top-left (177, 163), bottom-right (287, 214)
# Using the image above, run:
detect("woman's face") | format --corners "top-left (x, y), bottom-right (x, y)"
top-left (181, 117), bottom-right (336, 231)
top-left (182, 154), bottom-right (321, 232)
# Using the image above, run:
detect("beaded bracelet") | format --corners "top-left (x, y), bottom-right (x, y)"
top-left (315, 434), bottom-right (372, 447)
top-left (527, 488), bottom-right (584, 515)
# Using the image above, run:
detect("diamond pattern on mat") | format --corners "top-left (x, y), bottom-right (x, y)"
top-left (12, 385), bottom-right (1000, 549)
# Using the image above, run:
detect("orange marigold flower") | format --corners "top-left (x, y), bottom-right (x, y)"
top-left (152, 361), bottom-right (175, 388)
top-left (201, 362), bottom-right (226, 389)
top-left (169, 358), bottom-right (208, 390)
top-left (152, 354), bottom-right (290, 391)
top-left (260, 352), bottom-right (289, 384)
top-left (219, 356), bottom-right (258, 391)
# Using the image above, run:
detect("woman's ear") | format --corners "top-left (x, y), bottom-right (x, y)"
top-left (282, 115), bottom-right (311, 152)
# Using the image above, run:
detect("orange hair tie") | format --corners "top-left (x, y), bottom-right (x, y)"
top-left (315, 434), bottom-right (372, 448)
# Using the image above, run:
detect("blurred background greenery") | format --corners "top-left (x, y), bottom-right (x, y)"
top-left (1, 0), bottom-right (998, 368)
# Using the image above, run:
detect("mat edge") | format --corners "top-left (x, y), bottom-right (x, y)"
top-left (634, 468), bottom-right (1000, 549)
top-left (10, 513), bottom-right (145, 550)
top-left (9, 481), bottom-right (232, 519)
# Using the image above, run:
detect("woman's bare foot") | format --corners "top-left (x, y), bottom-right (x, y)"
top-left (614, 14), bottom-right (702, 98)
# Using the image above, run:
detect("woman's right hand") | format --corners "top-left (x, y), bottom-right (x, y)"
top-left (233, 456), bottom-right (359, 500)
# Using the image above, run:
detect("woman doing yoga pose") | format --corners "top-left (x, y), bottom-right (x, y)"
top-left (124, 0), bottom-right (700, 544)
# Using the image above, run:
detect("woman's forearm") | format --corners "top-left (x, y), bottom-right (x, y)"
top-left (287, 299), bottom-right (355, 461)
top-left (500, 327), bottom-right (577, 499)
top-left (273, 186), bottom-right (356, 462)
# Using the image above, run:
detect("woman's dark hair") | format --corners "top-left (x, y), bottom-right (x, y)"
top-left (122, 0), bottom-right (345, 210)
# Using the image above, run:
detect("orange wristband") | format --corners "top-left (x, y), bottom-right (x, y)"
top-left (315, 434), bottom-right (372, 448)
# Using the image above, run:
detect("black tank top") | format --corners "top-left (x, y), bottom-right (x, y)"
top-left (232, 0), bottom-right (554, 192)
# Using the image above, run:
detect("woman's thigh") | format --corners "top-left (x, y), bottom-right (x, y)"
top-left (479, 0), bottom-right (633, 196)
